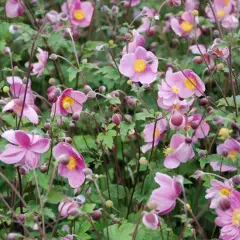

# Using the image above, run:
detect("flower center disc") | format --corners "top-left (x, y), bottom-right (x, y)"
top-left (74, 10), bottom-right (85, 20)
top-left (232, 209), bottom-right (240, 226)
top-left (219, 188), bottom-right (231, 196)
top-left (62, 96), bottom-right (74, 109)
top-left (180, 21), bottom-right (193, 32)
top-left (216, 9), bottom-right (226, 18)
top-left (134, 59), bottom-right (147, 72)
top-left (228, 150), bottom-right (238, 161)
top-left (67, 156), bottom-right (77, 170)
top-left (184, 77), bottom-right (197, 90)
top-left (172, 85), bottom-right (179, 94)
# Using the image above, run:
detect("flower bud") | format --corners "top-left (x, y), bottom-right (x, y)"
top-left (3, 47), bottom-right (11, 55)
top-left (171, 38), bottom-right (179, 47)
top-left (112, 113), bottom-right (122, 125)
top-left (185, 137), bottom-right (192, 144)
top-left (199, 150), bottom-right (206, 158)
top-left (222, 149), bottom-right (228, 157)
top-left (3, 86), bottom-right (10, 93)
top-left (49, 54), bottom-right (58, 60)
top-left (48, 78), bottom-right (56, 85)
top-left (58, 154), bottom-right (69, 165)
top-left (124, 114), bottom-right (132, 123)
top-left (19, 165), bottom-right (29, 175)
top-left (16, 214), bottom-right (25, 223)
top-left (92, 209), bottom-right (102, 220)
top-left (217, 63), bottom-right (224, 70)
top-left (39, 164), bottom-right (48, 173)
top-left (125, 96), bottom-right (136, 106)
top-left (72, 113), bottom-right (80, 121)
top-left (84, 85), bottom-right (92, 94)
top-left (167, 0), bottom-right (181, 6)
top-left (59, 12), bottom-right (68, 21)
top-left (232, 175), bottom-right (240, 185)
top-left (98, 85), bottom-right (106, 93)
top-left (105, 200), bottom-right (113, 208)
top-left (192, 170), bottom-right (204, 180)
top-left (54, 88), bottom-right (61, 97)
top-left (199, 97), bottom-right (209, 107)
top-left (83, 168), bottom-right (93, 176)
top-left (87, 90), bottom-right (96, 99)
top-left (190, 121), bottom-right (199, 129)
top-left (111, 90), bottom-right (120, 97)
top-left (213, 30), bottom-right (219, 38)
top-left (65, 137), bottom-right (72, 144)
top-left (139, 157), bottom-right (148, 165)
top-left (193, 56), bottom-right (203, 64)
top-left (112, 5), bottom-right (119, 14)
top-left (192, 10), bottom-right (199, 16)
top-left (213, 116), bottom-right (223, 125)
top-left (6, 233), bottom-right (19, 240)
top-left (171, 113), bottom-right (184, 127)
top-left (147, 200), bottom-right (158, 210)
top-left (69, 122), bottom-right (75, 129)
top-left (219, 198), bottom-right (231, 211)
top-left (44, 122), bottom-right (51, 130)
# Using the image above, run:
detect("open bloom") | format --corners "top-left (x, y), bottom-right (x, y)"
top-left (53, 142), bottom-right (86, 188)
top-left (206, 179), bottom-right (234, 209)
top-left (69, 0), bottom-right (94, 27)
top-left (149, 173), bottom-right (181, 215)
top-left (119, 46), bottom-right (158, 84)
top-left (163, 134), bottom-right (195, 169)
top-left (210, 139), bottom-right (240, 172)
top-left (52, 88), bottom-right (87, 116)
top-left (142, 212), bottom-right (160, 230)
top-left (141, 114), bottom-right (167, 153)
top-left (208, 39), bottom-right (229, 59)
top-left (184, 0), bottom-right (199, 11)
top-left (59, 198), bottom-right (79, 217)
top-left (171, 11), bottom-right (200, 38)
top-left (5, 0), bottom-right (24, 18)
top-left (222, 15), bottom-right (239, 29)
top-left (122, 30), bottom-right (146, 55)
top-left (215, 191), bottom-right (240, 240)
top-left (0, 130), bottom-right (50, 169)
top-left (31, 48), bottom-right (48, 77)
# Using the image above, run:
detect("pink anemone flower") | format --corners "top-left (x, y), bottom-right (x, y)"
top-left (222, 15), bottom-right (239, 29)
top-left (215, 191), bottom-right (240, 240)
top-left (163, 134), bottom-right (195, 169)
top-left (122, 30), bottom-right (146, 55)
top-left (149, 173), bottom-right (181, 215)
top-left (69, 0), bottom-right (94, 28)
top-left (52, 88), bottom-right (87, 116)
top-left (141, 114), bottom-right (167, 153)
top-left (208, 38), bottom-right (229, 59)
top-left (184, 0), bottom-right (199, 11)
top-left (142, 212), bottom-right (160, 230)
top-left (53, 142), bottom-right (86, 188)
top-left (170, 11), bottom-right (200, 38)
top-left (5, 0), bottom-right (24, 18)
top-left (0, 130), bottom-right (50, 169)
top-left (31, 48), bottom-right (48, 77)
top-left (210, 139), bottom-right (240, 172)
top-left (167, 0), bottom-right (181, 7)
top-left (59, 198), bottom-right (79, 217)
top-left (119, 46), bottom-right (158, 84)
top-left (206, 179), bottom-right (234, 209)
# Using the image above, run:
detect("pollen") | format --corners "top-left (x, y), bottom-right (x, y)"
top-left (134, 59), bottom-right (147, 72)
top-left (224, 0), bottom-right (230, 6)
top-left (74, 9), bottom-right (85, 21)
top-left (184, 77), bottom-right (197, 90)
top-left (228, 150), bottom-right (238, 161)
top-left (218, 128), bottom-right (232, 139)
top-left (232, 209), bottom-right (240, 226)
top-left (219, 188), bottom-right (231, 196)
top-left (62, 96), bottom-right (74, 109)
top-left (180, 21), bottom-right (193, 32)
top-left (216, 9), bottom-right (226, 18)
top-left (154, 129), bottom-right (161, 139)
top-left (163, 147), bottom-right (174, 156)
top-left (66, 156), bottom-right (77, 170)
top-left (172, 85), bottom-right (179, 94)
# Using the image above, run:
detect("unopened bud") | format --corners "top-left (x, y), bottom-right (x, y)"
top-left (193, 56), bottom-right (203, 64)
top-left (65, 137), bottom-right (72, 144)
top-left (58, 154), bottom-right (69, 165)
top-left (83, 168), bottom-right (93, 176)
top-left (72, 113), bottom-right (80, 121)
top-left (87, 90), bottom-right (96, 99)
top-left (3, 86), bottom-right (10, 93)
top-left (84, 85), bottom-right (92, 94)
top-left (18, 166), bottom-right (29, 175)
top-left (48, 78), bottom-right (56, 85)
top-left (98, 85), bottom-right (106, 93)
top-left (232, 175), bottom-right (240, 185)
top-left (44, 122), bottom-right (51, 130)
top-left (49, 54), bottom-right (58, 60)
top-left (105, 200), bottom-right (113, 208)
top-left (219, 198), bottom-right (231, 211)
top-left (92, 209), bottom-right (102, 220)
top-left (199, 97), bottom-right (209, 107)
top-left (185, 137), bottom-right (192, 144)
top-left (192, 10), bottom-right (199, 16)
top-left (4, 47), bottom-right (11, 55)
top-left (39, 164), bottom-right (48, 173)
top-left (112, 113), bottom-right (122, 125)
top-left (139, 157), bottom-right (148, 165)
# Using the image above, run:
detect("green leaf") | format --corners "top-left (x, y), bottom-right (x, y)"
top-left (73, 135), bottom-right (97, 152)
top-left (97, 130), bottom-right (117, 149)
top-left (135, 109), bottom-right (155, 121)
top-left (43, 207), bottom-right (56, 220)
top-left (104, 184), bottom-right (126, 199)
top-left (47, 191), bottom-right (65, 204)
top-left (104, 223), bottom-right (135, 240)
top-left (81, 203), bottom-right (96, 213)
top-left (67, 67), bottom-right (79, 82)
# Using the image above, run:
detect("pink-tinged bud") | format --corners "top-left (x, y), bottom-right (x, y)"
top-left (84, 85), bottom-right (92, 93)
top-left (59, 12), bottom-right (68, 21)
top-left (193, 56), bottom-right (203, 64)
top-left (6, 233), bottom-right (19, 240)
top-left (207, 106), bottom-right (214, 114)
top-left (213, 116), bottom-right (223, 125)
top-left (87, 90), bottom-right (96, 99)
top-left (199, 150), bottom-right (206, 158)
top-left (147, 28), bottom-right (155, 37)
top-left (190, 121), bottom-right (199, 129)
top-left (46, 10), bottom-right (59, 24)
top-left (83, 168), bottom-right (93, 176)
top-left (58, 154), bottom-right (69, 165)
top-left (4, 47), bottom-right (11, 55)
top-left (124, 114), bottom-right (132, 123)
top-left (59, 199), bottom-right (79, 217)
top-left (74, 195), bottom-right (86, 205)
top-left (65, 137), bottom-right (72, 144)
top-left (199, 98), bottom-right (209, 107)
top-left (192, 170), bottom-right (204, 180)
top-left (111, 90), bottom-right (120, 97)
top-left (222, 150), bottom-right (228, 157)
top-left (44, 122), bottom-right (51, 130)
top-left (16, 214), bottom-right (25, 223)
top-left (185, 137), bottom-right (192, 144)
top-left (49, 54), bottom-right (58, 60)
top-left (171, 113), bottom-right (183, 127)
top-left (92, 209), bottom-right (102, 220)
top-left (232, 175), bottom-right (240, 185)
top-left (219, 198), bottom-right (231, 211)
top-left (39, 164), bottom-right (48, 173)
top-left (69, 122), bottom-right (75, 128)
top-left (48, 93), bottom-right (58, 103)
top-left (125, 96), bottom-right (136, 106)
top-left (202, 25), bottom-right (209, 33)
top-left (98, 85), bottom-right (106, 93)
top-left (72, 113), bottom-right (80, 121)
top-left (167, 0), bottom-right (181, 6)
top-left (123, 1), bottom-right (130, 8)
top-left (159, 72), bottom-right (165, 77)
top-left (112, 113), bottom-right (122, 125)
top-left (142, 212), bottom-right (160, 230)
top-left (54, 88), bottom-right (61, 97)
top-left (19, 166), bottom-right (29, 175)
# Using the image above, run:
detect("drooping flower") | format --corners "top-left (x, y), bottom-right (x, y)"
top-left (52, 88), bottom-right (87, 116)
top-left (142, 212), bottom-right (160, 230)
top-left (69, 0), bottom-right (94, 28)
top-left (0, 130), bottom-right (50, 169)
top-left (59, 198), bottom-right (80, 217)
top-left (141, 114), bottom-right (167, 153)
top-left (122, 30), bottom-right (146, 55)
top-left (170, 11), bottom-right (200, 38)
top-left (206, 179), bottom-right (234, 209)
top-left (163, 134), bottom-right (195, 169)
top-left (5, 0), bottom-right (24, 18)
top-left (210, 139), bottom-right (240, 172)
top-left (215, 191), bottom-right (240, 240)
top-left (53, 142), bottom-right (86, 188)
top-left (149, 173), bottom-right (181, 215)
top-left (31, 48), bottom-right (48, 77)
top-left (208, 39), bottom-right (229, 59)
top-left (119, 46), bottom-right (158, 84)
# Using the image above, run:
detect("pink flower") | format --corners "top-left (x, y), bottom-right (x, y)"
top-left (46, 10), bottom-right (59, 24)
top-left (208, 39), bottom-right (229, 59)
top-left (170, 11), bottom-right (200, 38)
top-left (59, 198), bottom-right (79, 217)
top-left (222, 15), bottom-right (239, 29)
top-left (0, 130), bottom-right (50, 169)
top-left (141, 115), bottom-right (167, 153)
top-left (142, 212), bottom-right (160, 230)
top-left (69, 0), bottom-right (94, 28)
top-left (137, 7), bottom-right (157, 36)
top-left (168, 0), bottom-right (181, 7)
top-left (126, 0), bottom-right (140, 7)
top-left (3, 77), bottom-right (38, 124)
top-left (53, 142), bottom-right (86, 188)
top-left (149, 173), bottom-right (181, 215)
top-left (210, 139), bottom-right (240, 172)
top-left (215, 191), bottom-right (240, 240)
top-left (5, 0), bottom-right (24, 18)
top-left (52, 88), bottom-right (87, 116)
top-left (31, 48), bottom-right (48, 77)
top-left (206, 0), bottom-right (234, 22)
top-left (184, 0), bottom-right (199, 11)
top-left (206, 179), bottom-right (234, 209)
top-left (122, 30), bottom-right (146, 54)
top-left (163, 134), bottom-right (195, 169)
top-left (119, 46), bottom-right (158, 84)
top-left (62, 235), bottom-right (74, 240)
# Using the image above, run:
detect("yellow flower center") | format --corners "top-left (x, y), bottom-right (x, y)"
top-left (180, 21), bottom-right (193, 32)
top-left (232, 209), bottom-right (240, 226)
top-left (163, 147), bottom-right (174, 156)
top-left (15, 105), bottom-right (22, 111)
top-left (154, 129), bottom-right (160, 139)
top-left (172, 85), bottom-right (179, 94)
top-left (172, 104), bottom-right (180, 110)
top-left (74, 10), bottom-right (85, 20)
top-left (184, 77), bottom-right (197, 90)
top-left (185, 123), bottom-right (191, 131)
top-left (134, 59), bottom-right (146, 72)
top-left (218, 128), bottom-right (232, 139)
top-left (219, 188), bottom-right (231, 196)
top-left (228, 150), bottom-right (238, 161)
top-left (224, 0), bottom-right (230, 6)
top-left (62, 96), bottom-right (74, 109)
top-left (66, 156), bottom-right (77, 170)
top-left (216, 9), bottom-right (226, 18)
